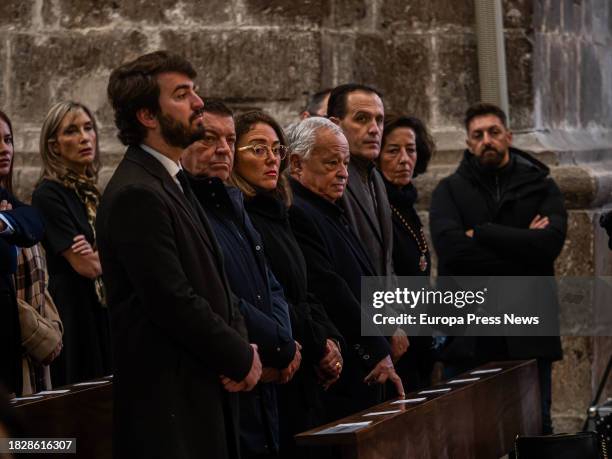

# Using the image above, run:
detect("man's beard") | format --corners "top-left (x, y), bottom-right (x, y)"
top-left (477, 147), bottom-right (506, 170)
top-left (159, 111), bottom-right (205, 149)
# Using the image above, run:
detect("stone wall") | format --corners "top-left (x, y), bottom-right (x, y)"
top-left (534, 0), bottom-right (612, 132)
top-left (2, 0), bottom-right (611, 433)
top-left (530, 0), bottom-right (612, 432)
top-left (3, 0), bottom-right (534, 197)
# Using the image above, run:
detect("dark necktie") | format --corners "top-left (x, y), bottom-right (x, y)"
top-left (176, 169), bottom-right (204, 225)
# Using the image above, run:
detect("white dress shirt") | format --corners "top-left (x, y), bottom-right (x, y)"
top-left (140, 143), bottom-right (184, 192)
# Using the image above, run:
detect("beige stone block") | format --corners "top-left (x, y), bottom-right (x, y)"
top-left (436, 33), bottom-right (480, 126)
top-left (55, 0), bottom-right (233, 28)
top-left (380, 0), bottom-right (474, 30)
top-left (556, 210), bottom-right (595, 276)
top-left (242, 0), bottom-right (330, 26)
top-left (552, 337), bottom-right (593, 432)
top-left (351, 33), bottom-right (432, 121)
top-left (9, 31), bottom-right (148, 126)
top-left (329, 0), bottom-right (367, 28)
top-left (320, 31), bottom-right (356, 88)
top-left (0, 2), bottom-right (33, 29)
top-left (412, 164), bottom-right (455, 211)
top-left (551, 166), bottom-right (596, 210)
top-left (160, 30), bottom-right (321, 102)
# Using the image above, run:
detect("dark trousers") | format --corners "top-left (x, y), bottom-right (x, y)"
top-left (538, 359), bottom-right (553, 434)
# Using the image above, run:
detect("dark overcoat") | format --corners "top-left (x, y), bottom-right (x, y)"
top-left (97, 146), bottom-right (253, 459)
top-left (340, 160), bottom-right (394, 276)
top-left (289, 179), bottom-right (390, 420)
top-left (245, 192), bottom-right (343, 454)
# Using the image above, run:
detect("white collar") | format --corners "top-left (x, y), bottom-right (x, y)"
top-left (140, 143), bottom-right (182, 180)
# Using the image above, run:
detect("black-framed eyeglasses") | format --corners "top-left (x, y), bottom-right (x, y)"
top-left (237, 144), bottom-right (288, 160)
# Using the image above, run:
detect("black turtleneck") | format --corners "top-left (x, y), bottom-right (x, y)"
top-left (381, 177), bottom-right (431, 276)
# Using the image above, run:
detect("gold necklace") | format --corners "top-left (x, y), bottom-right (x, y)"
top-left (390, 205), bottom-right (429, 272)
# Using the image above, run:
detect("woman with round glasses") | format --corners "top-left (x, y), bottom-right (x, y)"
top-left (233, 122), bottom-right (290, 194)
top-left (32, 102), bottom-right (111, 386)
top-left (233, 111), bottom-right (343, 458)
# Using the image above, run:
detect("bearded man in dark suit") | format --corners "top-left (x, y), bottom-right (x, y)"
top-left (97, 51), bottom-right (262, 459)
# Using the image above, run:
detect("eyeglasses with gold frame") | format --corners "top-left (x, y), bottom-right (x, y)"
top-left (236, 144), bottom-right (288, 160)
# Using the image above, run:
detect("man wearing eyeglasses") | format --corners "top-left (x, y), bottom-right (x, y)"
top-left (181, 99), bottom-right (300, 459)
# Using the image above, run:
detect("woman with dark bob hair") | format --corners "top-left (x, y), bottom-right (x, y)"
top-left (378, 114), bottom-right (434, 275)
top-left (233, 111), bottom-right (343, 458)
top-left (377, 114), bottom-right (435, 391)
top-left (32, 101), bottom-right (111, 386)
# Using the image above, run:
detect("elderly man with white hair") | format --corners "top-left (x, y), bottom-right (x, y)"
top-left (287, 117), bottom-right (404, 422)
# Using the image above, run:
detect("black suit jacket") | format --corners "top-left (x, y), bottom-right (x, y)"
top-left (96, 146), bottom-right (253, 459)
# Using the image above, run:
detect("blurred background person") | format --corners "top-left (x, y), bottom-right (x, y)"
top-left (232, 110), bottom-right (343, 458)
top-left (32, 102), bottom-right (111, 386)
top-left (300, 89), bottom-right (331, 120)
top-left (601, 209), bottom-right (612, 250)
top-left (377, 114), bottom-right (435, 391)
top-left (0, 110), bottom-right (45, 396)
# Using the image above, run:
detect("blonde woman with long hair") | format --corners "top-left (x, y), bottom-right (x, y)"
top-left (32, 101), bottom-right (111, 386)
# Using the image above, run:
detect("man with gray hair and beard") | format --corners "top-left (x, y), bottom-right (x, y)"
top-left (287, 117), bottom-right (404, 421)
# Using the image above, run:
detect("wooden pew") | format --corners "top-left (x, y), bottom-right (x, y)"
top-left (7, 360), bottom-right (540, 458)
top-left (295, 360), bottom-right (541, 459)
top-left (9, 377), bottom-right (112, 458)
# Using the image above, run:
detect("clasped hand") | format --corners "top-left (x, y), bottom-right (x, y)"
top-left (316, 339), bottom-right (343, 390)
top-left (220, 343), bottom-right (262, 392)
top-left (261, 341), bottom-right (303, 384)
